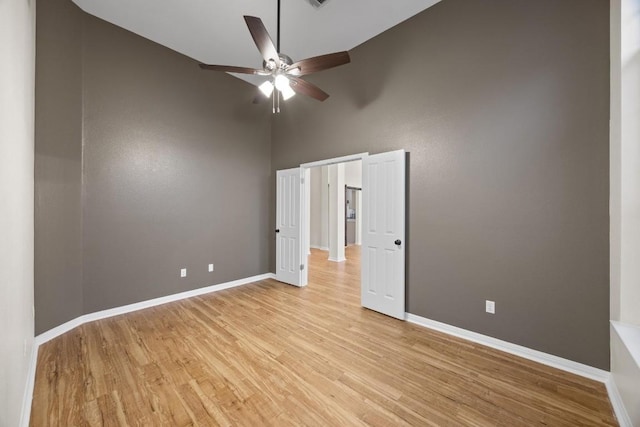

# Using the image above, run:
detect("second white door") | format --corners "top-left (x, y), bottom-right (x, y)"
top-left (361, 150), bottom-right (406, 319)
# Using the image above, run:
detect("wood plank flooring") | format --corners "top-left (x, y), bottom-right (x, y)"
top-left (31, 246), bottom-right (618, 426)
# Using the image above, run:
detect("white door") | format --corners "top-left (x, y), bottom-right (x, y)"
top-left (276, 168), bottom-right (304, 286)
top-left (361, 150), bottom-right (406, 319)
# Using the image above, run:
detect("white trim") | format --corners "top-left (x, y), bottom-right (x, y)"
top-left (310, 245), bottom-right (329, 251)
top-left (609, 320), bottom-right (640, 427)
top-left (35, 273), bottom-right (275, 346)
top-left (605, 376), bottom-right (633, 427)
top-left (327, 257), bottom-right (346, 263)
top-left (300, 152), bottom-right (369, 169)
top-left (36, 316), bottom-right (85, 346)
top-left (19, 344), bottom-right (39, 427)
top-left (611, 320), bottom-right (640, 369)
top-left (405, 313), bottom-right (610, 382)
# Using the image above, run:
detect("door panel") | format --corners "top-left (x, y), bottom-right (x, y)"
top-left (361, 150), bottom-right (406, 319)
top-left (276, 168), bottom-right (303, 286)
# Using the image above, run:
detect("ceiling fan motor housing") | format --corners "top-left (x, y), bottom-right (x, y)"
top-left (308, 0), bottom-right (330, 8)
top-left (263, 54), bottom-right (293, 72)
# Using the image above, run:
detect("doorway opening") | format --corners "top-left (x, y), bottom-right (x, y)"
top-left (345, 186), bottom-right (362, 247)
top-left (305, 159), bottom-right (363, 264)
top-left (276, 150), bottom-right (407, 320)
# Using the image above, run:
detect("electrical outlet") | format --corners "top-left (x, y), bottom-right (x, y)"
top-left (486, 300), bottom-right (495, 314)
top-left (208, 263), bottom-right (214, 272)
top-left (180, 268), bottom-right (187, 278)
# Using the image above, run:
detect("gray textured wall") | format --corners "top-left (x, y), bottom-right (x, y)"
top-left (35, 0), bottom-right (272, 331)
top-left (80, 13), bottom-right (272, 314)
top-left (271, 0), bottom-right (610, 369)
top-left (35, 0), bottom-right (611, 370)
top-left (35, 0), bottom-right (84, 333)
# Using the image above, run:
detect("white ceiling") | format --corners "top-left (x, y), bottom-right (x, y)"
top-left (72, 0), bottom-right (441, 85)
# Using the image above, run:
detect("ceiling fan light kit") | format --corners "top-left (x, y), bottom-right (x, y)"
top-left (198, 0), bottom-right (350, 113)
top-left (258, 81), bottom-right (275, 98)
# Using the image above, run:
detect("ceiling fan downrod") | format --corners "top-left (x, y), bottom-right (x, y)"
top-left (271, 0), bottom-right (283, 114)
top-left (277, 0), bottom-right (281, 53)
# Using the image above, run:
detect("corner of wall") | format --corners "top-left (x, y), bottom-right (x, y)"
top-left (0, 0), bottom-right (36, 425)
top-left (610, 322), bottom-right (640, 426)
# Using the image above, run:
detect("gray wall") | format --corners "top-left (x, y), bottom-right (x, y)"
top-left (272, 0), bottom-right (610, 369)
top-left (80, 12), bottom-right (272, 314)
top-left (35, 0), bottom-right (84, 334)
top-left (35, 0), bottom-right (611, 370)
top-left (35, 0), bottom-right (272, 332)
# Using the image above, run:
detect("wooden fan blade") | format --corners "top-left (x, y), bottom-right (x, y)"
top-left (290, 77), bottom-right (329, 102)
top-left (244, 16), bottom-right (280, 67)
top-left (199, 64), bottom-right (266, 75)
top-left (287, 51), bottom-right (350, 76)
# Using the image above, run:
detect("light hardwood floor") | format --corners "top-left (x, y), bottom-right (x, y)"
top-left (31, 246), bottom-right (617, 426)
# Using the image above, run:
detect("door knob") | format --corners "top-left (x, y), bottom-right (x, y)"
top-left (275, 229), bottom-right (280, 233)
top-left (395, 239), bottom-right (402, 245)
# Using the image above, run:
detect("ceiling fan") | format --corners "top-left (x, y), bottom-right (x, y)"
top-left (198, 0), bottom-right (351, 113)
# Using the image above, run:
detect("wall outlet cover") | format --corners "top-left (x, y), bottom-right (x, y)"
top-left (486, 300), bottom-right (495, 314)
top-left (208, 263), bottom-right (214, 272)
top-left (180, 268), bottom-right (187, 278)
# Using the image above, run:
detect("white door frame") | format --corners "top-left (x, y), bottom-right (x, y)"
top-left (299, 153), bottom-right (369, 288)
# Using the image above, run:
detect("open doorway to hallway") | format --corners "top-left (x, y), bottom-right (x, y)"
top-left (277, 149), bottom-right (405, 319)
top-left (306, 160), bottom-right (362, 277)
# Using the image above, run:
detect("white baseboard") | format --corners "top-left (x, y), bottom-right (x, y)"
top-left (328, 257), bottom-right (346, 263)
top-left (310, 245), bottom-right (329, 251)
top-left (609, 321), bottom-right (640, 427)
top-left (19, 343), bottom-right (39, 427)
top-left (35, 272), bottom-right (275, 346)
top-left (605, 376), bottom-right (633, 427)
top-left (612, 321), bottom-right (640, 369)
top-left (405, 313), bottom-right (610, 383)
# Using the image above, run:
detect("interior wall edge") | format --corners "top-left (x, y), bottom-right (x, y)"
top-left (610, 322), bottom-right (640, 426)
top-left (34, 0), bottom-right (84, 334)
top-left (1, 0), bottom-right (36, 425)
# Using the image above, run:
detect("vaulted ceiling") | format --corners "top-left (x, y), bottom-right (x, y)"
top-left (72, 0), bottom-right (441, 85)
